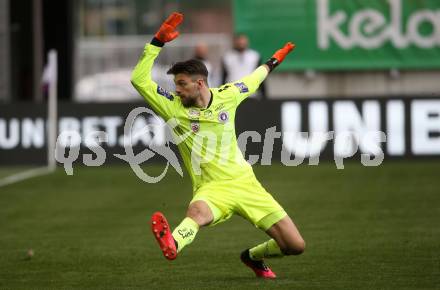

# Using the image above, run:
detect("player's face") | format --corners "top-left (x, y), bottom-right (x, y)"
top-left (174, 73), bottom-right (203, 107)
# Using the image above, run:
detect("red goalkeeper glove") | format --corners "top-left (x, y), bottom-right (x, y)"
top-left (265, 42), bottom-right (296, 72)
top-left (154, 12), bottom-right (184, 44)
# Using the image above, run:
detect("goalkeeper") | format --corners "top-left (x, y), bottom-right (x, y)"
top-left (131, 12), bottom-right (305, 279)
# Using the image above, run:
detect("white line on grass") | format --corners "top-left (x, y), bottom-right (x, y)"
top-left (0, 167), bottom-right (55, 188)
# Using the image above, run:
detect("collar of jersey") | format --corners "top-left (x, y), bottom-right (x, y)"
top-left (197, 90), bottom-right (213, 111)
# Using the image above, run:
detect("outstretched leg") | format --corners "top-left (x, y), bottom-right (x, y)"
top-left (242, 215), bottom-right (305, 278)
top-left (151, 200), bottom-right (213, 260)
top-left (253, 215), bottom-right (305, 258)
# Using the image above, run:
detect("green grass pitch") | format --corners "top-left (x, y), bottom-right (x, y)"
top-left (0, 161), bottom-right (439, 289)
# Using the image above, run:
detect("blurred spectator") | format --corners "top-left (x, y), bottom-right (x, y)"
top-left (221, 34), bottom-right (266, 99)
top-left (193, 42), bottom-right (219, 88)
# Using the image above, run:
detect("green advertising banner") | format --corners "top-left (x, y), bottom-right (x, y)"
top-left (233, 0), bottom-right (440, 70)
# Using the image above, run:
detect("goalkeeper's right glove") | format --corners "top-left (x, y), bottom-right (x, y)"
top-left (152, 12), bottom-right (184, 46)
top-left (265, 42), bottom-right (296, 72)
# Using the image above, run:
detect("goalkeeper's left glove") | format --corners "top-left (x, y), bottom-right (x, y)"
top-left (152, 12), bottom-right (184, 45)
top-left (265, 42), bottom-right (296, 72)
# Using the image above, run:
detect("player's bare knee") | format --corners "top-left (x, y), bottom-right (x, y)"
top-left (281, 238), bottom-right (305, 256)
top-left (186, 203), bottom-right (212, 226)
top-left (186, 207), bottom-right (202, 221)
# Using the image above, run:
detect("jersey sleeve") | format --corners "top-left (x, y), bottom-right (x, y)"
top-left (131, 43), bottom-right (177, 120)
top-left (230, 66), bottom-right (268, 105)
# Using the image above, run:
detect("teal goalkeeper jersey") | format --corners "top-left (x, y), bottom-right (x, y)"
top-left (131, 44), bottom-right (268, 191)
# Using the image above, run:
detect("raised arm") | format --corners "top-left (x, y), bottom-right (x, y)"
top-left (233, 42), bottom-right (296, 104)
top-left (130, 12), bottom-right (184, 120)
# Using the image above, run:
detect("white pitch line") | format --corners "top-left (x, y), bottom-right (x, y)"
top-left (0, 167), bottom-right (55, 188)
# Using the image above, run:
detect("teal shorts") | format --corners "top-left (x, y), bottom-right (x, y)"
top-left (190, 177), bottom-right (287, 231)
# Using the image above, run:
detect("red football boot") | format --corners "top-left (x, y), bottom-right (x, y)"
top-left (151, 212), bottom-right (177, 260)
top-left (240, 249), bottom-right (277, 279)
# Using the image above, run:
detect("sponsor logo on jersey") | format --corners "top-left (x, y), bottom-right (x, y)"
top-left (190, 122), bottom-right (200, 133)
top-left (218, 111), bottom-right (229, 123)
top-left (234, 82), bottom-right (249, 93)
top-left (215, 103), bottom-right (225, 112)
top-left (157, 86), bottom-right (174, 100)
top-left (218, 84), bottom-right (231, 93)
top-left (188, 109), bottom-right (200, 119)
top-left (203, 110), bottom-right (213, 119)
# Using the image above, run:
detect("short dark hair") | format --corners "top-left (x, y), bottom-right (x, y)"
top-left (234, 33), bottom-right (247, 39)
top-left (167, 59), bottom-right (208, 82)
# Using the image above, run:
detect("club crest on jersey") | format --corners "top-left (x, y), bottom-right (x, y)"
top-left (188, 109), bottom-right (200, 119)
top-left (190, 122), bottom-right (200, 133)
top-left (218, 111), bottom-right (229, 123)
top-left (157, 86), bottom-right (174, 100)
top-left (234, 82), bottom-right (249, 93)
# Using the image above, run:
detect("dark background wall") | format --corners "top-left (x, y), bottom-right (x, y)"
top-left (9, 0), bottom-right (74, 101)
top-left (42, 0), bottom-right (74, 101)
